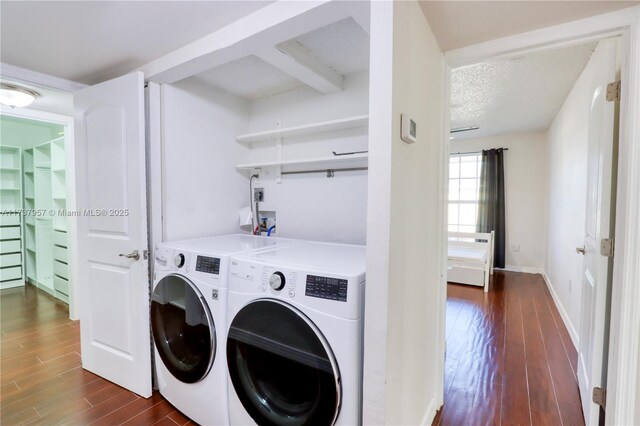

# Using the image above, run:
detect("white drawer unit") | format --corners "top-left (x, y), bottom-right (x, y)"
top-left (54, 275), bottom-right (69, 296)
top-left (0, 240), bottom-right (21, 253)
top-left (0, 214), bottom-right (21, 226)
top-left (54, 260), bottom-right (68, 280)
top-left (18, 142), bottom-right (70, 302)
top-left (447, 265), bottom-right (485, 287)
top-left (53, 230), bottom-right (67, 248)
top-left (0, 266), bottom-right (22, 282)
top-left (53, 245), bottom-right (68, 263)
top-left (0, 253), bottom-right (22, 268)
top-left (1, 146), bottom-right (24, 290)
top-left (0, 226), bottom-right (21, 240)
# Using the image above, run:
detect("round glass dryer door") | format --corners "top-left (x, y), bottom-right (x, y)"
top-left (151, 274), bottom-right (215, 384)
top-left (227, 300), bottom-right (340, 426)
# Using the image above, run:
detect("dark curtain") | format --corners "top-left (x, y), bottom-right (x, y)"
top-left (477, 149), bottom-right (505, 268)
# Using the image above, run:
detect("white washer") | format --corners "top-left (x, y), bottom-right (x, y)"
top-left (152, 234), bottom-right (303, 425)
top-left (226, 241), bottom-right (366, 426)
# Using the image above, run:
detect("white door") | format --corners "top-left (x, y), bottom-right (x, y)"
top-left (577, 39), bottom-right (617, 425)
top-left (74, 72), bottom-right (152, 397)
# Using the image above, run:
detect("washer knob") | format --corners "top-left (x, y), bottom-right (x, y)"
top-left (269, 272), bottom-right (285, 291)
top-left (174, 253), bottom-right (185, 268)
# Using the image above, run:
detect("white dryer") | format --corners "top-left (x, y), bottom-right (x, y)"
top-left (226, 241), bottom-right (366, 426)
top-left (152, 234), bottom-right (302, 425)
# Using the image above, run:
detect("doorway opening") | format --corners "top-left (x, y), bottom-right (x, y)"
top-left (1, 110), bottom-right (77, 319)
top-left (441, 36), bottom-right (621, 426)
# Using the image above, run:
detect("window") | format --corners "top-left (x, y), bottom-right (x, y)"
top-left (449, 153), bottom-right (482, 233)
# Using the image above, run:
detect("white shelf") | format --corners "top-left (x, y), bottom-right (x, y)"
top-left (0, 145), bottom-right (24, 288)
top-left (235, 153), bottom-right (368, 171)
top-left (236, 114), bottom-right (368, 143)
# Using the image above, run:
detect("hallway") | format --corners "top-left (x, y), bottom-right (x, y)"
top-left (435, 271), bottom-right (585, 426)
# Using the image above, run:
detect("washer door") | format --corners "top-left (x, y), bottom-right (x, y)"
top-left (151, 274), bottom-right (215, 384)
top-left (227, 300), bottom-right (340, 426)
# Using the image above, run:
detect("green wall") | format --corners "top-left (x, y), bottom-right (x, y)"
top-left (0, 115), bottom-right (63, 149)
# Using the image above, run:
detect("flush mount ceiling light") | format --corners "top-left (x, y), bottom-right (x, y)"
top-left (0, 83), bottom-right (40, 108)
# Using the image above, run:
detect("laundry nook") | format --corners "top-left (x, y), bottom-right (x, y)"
top-left (1, 1), bottom-right (639, 426)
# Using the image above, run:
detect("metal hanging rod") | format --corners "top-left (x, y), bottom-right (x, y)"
top-left (282, 167), bottom-right (368, 178)
top-left (450, 148), bottom-right (509, 155)
top-left (332, 150), bottom-right (368, 156)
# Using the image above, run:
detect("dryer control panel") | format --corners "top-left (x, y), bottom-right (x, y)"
top-left (305, 275), bottom-right (348, 302)
top-left (195, 256), bottom-right (220, 275)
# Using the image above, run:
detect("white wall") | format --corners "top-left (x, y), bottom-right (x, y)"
top-left (450, 132), bottom-right (549, 271)
top-left (243, 72), bottom-right (369, 244)
top-left (545, 41), bottom-right (613, 343)
top-left (161, 71), bottom-right (369, 245)
top-left (386, 1), bottom-right (445, 422)
top-left (364, 1), bottom-right (445, 423)
top-left (161, 78), bottom-right (251, 241)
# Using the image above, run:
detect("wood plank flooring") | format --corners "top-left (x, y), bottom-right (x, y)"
top-left (3, 274), bottom-right (585, 426)
top-left (1, 283), bottom-right (193, 426)
top-left (433, 271), bottom-right (585, 426)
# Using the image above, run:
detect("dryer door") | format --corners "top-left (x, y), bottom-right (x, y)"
top-left (227, 299), bottom-right (340, 426)
top-left (151, 274), bottom-right (215, 383)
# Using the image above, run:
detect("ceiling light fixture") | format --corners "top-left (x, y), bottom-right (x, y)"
top-left (0, 83), bottom-right (40, 108)
top-left (450, 125), bottom-right (479, 133)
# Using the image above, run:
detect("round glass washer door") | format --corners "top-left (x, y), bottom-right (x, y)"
top-left (151, 274), bottom-right (215, 384)
top-left (227, 299), bottom-right (341, 426)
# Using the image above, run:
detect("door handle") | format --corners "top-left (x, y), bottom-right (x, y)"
top-left (576, 246), bottom-right (586, 255)
top-left (119, 250), bottom-right (140, 261)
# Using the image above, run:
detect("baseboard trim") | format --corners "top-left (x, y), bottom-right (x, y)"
top-left (541, 271), bottom-right (579, 349)
top-left (502, 265), bottom-right (544, 275)
top-left (420, 396), bottom-right (440, 426)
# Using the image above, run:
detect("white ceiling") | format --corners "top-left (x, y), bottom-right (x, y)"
top-left (290, 18), bottom-right (370, 77)
top-left (0, 1), bottom-right (272, 85)
top-left (420, 1), bottom-right (637, 51)
top-left (191, 17), bottom-right (370, 100)
top-left (450, 42), bottom-right (597, 140)
top-left (193, 55), bottom-right (304, 100)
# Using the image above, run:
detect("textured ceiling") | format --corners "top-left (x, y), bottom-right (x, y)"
top-left (193, 18), bottom-right (370, 100)
top-left (450, 42), bottom-right (597, 139)
top-left (0, 1), bottom-right (272, 85)
top-left (420, 1), bottom-right (637, 51)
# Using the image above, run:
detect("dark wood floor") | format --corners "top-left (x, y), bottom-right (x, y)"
top-left (433, 271), bottom-right (585, 426)
top-left (3, 274), bottom-right (584, 426)
top-left (1, 283), bottom-right (193, 426)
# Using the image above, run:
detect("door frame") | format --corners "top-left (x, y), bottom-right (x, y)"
top-left (0, 105), bottom-right (79, 320)
top-left (441, 6), bottom-right (640, 425)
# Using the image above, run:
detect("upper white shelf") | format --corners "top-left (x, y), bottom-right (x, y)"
top-left (236, 114), bottom-right (368, 143)
top-left (235, 152), bottom-right (368, 171)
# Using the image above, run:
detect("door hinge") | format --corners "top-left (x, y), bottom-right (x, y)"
top-left (592, 387), bottom-right (606, 409)
top-left (600, 238), bottom-right (614, 257)
top-left (606, 80), bottom-right (621, 102)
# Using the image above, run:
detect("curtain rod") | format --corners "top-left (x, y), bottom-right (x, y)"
top-left (450, 148), bottom-right (509, 155)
